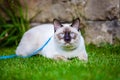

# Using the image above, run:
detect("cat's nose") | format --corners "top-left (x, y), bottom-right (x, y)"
top-left (64, 36), bottom-right (71, 43)
top-left (64, 32), bottom-right (71, 43)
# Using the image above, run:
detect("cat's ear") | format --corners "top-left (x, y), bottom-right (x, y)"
top-left (71, 18), bottom-right (80, 31)
top-left (53, 19), bottom-right (62, 32)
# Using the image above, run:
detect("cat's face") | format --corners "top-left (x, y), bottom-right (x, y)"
top-left (53, 18), bottom-right (81, 51)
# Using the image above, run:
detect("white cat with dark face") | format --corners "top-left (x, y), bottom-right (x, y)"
top-left (16, 18), bottom-right (88, 61)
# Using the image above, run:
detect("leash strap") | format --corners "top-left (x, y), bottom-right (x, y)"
top-left (0, 37), bottom-right (52, 60)
top-left (0, 54), bottom-right (17, 59)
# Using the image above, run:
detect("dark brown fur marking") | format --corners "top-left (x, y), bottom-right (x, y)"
top-left (57, 27), bottom-right (77, 43)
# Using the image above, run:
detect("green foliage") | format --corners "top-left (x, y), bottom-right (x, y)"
top-left (0, 45), bottom-right (120, 80)
top-left (0, 0), bottom-right (29, 47)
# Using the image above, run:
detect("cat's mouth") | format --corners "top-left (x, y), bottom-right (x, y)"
top-left (62, 43), bottom-right (77, 51)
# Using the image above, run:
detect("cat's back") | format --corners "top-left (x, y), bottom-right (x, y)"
top-left (20, 24), bottom-right (54, 47)
top-left (25, 24), bottom-right (54, 38)
top-left (16, 24), bottom-right (54, 56)
top-left (29, 24), bottom-right (54, 34)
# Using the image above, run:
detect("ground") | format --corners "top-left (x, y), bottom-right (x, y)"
top-left (0, 44), bottom-right (120, 80)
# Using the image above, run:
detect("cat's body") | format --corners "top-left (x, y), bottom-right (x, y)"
top-left (16, 18), bottom-right (88, 61)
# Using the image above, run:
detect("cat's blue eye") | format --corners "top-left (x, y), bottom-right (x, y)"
top-left (59, 33), bottom-right (64, 38)
top-left (70, 32), bottom-right (75, 38)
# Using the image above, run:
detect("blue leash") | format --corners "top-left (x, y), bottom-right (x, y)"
top-left (0, 37), bottom-right (52, 60)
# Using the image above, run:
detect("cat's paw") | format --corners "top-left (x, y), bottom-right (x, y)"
top-left (16, 49), bottom-right (29, 57)
top-left (53, 55), bottom-right (68, 61)
top-left (16, 53), bottom-right (28, 57)
top-left (77, 53), bottom-right (88, 62)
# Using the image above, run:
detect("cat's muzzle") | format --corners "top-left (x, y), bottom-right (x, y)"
top-left (64, 36), bottom-right (71, 43)
top-left (62, 43), bottom-right (77, 51)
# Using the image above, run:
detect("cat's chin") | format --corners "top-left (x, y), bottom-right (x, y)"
top-left (61, 45), bottom-right (77, 51)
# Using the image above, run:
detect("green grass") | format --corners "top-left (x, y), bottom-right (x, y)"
top-left (0, 45), bottom-right (120, 80)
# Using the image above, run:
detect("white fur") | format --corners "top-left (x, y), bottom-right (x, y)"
top-left (16, 24), bottom-right (88, 61)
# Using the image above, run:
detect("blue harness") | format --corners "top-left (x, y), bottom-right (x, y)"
top-left (0, 37), bottom-right (52, 60)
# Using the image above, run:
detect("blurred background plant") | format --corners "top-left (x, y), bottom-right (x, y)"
top-left (0, 0), bottom-right (29, 47)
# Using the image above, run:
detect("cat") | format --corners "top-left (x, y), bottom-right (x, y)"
top-left (16, 18), bottom-right (88, 61)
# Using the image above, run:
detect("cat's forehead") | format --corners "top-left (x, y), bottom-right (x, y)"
top-left (62, 24), bottom-right (76, 31)
top-left (55, 23), bottom-right (79, 34)
top-left (62, 23), bottom-right (71, 27)
top-left (62, 26), bottom-right (72, 32)
top-left (62, 24), bottom-right (72, 31)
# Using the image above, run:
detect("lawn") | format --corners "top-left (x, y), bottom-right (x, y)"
top-left (0, 45), bottom-right (120, 80)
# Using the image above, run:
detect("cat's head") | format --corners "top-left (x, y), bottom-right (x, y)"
top-left (53, 18), bottom-right (81, 51)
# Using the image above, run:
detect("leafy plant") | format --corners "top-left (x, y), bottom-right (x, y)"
top-left (0, 0), bottom-right (29, 47)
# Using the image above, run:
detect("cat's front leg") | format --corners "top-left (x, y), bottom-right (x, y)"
top-left (42, 51), bottom-right (68, 61)
top-left (77, 52), bottom-right (88, 62)
top-left (53, 55), bottom-right (68, 61)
